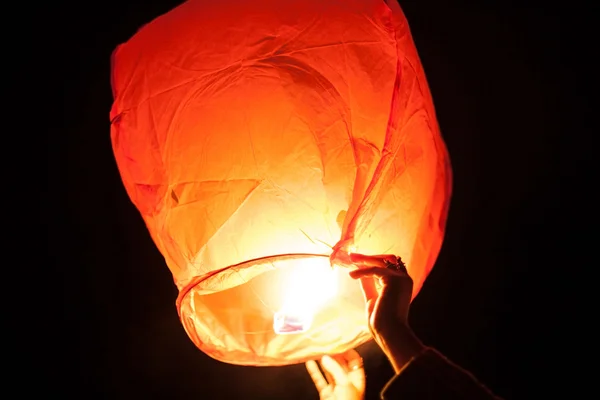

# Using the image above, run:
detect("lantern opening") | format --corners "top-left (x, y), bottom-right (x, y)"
top-left (178, 254), bottom-right (369, 365)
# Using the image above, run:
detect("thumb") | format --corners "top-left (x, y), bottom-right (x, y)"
top-left (320, 355), bottom-right (349, 385)
top-left (357, 277), bottom-right (377, 315)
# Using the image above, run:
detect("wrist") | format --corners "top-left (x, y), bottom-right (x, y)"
top-left (379, 324), bottom-right (425, 374)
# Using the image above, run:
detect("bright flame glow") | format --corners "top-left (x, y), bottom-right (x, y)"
top-left (273, 258), bottom-right (339, 335)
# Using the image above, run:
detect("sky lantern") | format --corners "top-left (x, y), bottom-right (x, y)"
top-left (110, 0), bottom-right (452, 366)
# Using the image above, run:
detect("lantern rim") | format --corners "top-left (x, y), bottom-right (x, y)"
top-left (176, 253), bottom-right (331, 312)
top-left (175, 253), bottom-right (371, 366)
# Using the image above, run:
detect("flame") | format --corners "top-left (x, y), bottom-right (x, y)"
top-left (273, 258), bottom-right (339, 334)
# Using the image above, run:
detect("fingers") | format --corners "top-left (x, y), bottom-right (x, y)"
top-left (341, 348), bottom-right (361, 364)
top-left (351, 266), bottom-right (412, 319)
top-left (321, 355), bottom-right (349, 385)
top-left (349, 266), bottom-right (407, 280)
top-left (341, 349), bottom-right (366, 392)
top-left (305, 360), bottom-right (329, 393)
top-left (331, 349), bottom-right (360, 369)
top-left (342, 349), bottom-right (364, 371)
top-left (350, 253), bottom-right (397, 267)
top-left (349, 254), bottom-right (397, 304)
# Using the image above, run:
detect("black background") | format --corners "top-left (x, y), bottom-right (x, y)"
top-left (49, 1), bottom-right (592, 399)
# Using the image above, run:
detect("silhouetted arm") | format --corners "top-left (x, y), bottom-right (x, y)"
top-left (381, 347), bottom-right (501, 400)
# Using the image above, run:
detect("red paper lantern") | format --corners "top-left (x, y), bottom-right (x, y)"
top-left (110, 0), bottom-right (451, 366)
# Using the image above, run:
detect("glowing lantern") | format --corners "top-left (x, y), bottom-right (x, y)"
top-left (110, 0), bottom-right (451, 366)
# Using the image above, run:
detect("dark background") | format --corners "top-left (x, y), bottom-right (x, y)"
top-left (49, 1), bottom-right (592, 399)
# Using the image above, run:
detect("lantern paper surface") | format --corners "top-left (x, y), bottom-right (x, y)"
top-left (110, 0), bottom-right (452, 366)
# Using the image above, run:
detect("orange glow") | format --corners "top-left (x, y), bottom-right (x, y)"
top-left (110, 0), bottom-right (452, 366)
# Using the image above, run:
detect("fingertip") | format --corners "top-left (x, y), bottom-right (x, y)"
top-left (320, 355), bottom-right (337, 371)
top-left (348, 269), bottom-right (362, 279)
top-left (381, 254), bottom-right (398, 263)
top-left (349, 267), bottom-right (378, 279)
top-left (343, 348), bottom-right (361, 362)
top-left (349, 253), bottom-right (376, 264)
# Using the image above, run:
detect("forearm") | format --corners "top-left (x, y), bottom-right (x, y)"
top-left (381, 348), bottom-right (501, 399)
top-left (379, 325), bottom-right (426, 374)
top-left (379, 327), bottom-right (501, 399)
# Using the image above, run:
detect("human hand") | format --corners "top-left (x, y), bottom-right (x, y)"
top-left (348, 254), bottom-right (424, 373)
top-left (305, 349), bottom-right (365, 400)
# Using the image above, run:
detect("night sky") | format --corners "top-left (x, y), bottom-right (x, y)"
top-left (50, 1), bottom-right (592, 399)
